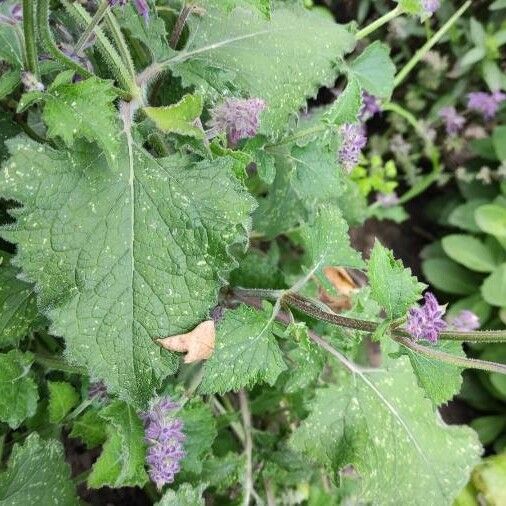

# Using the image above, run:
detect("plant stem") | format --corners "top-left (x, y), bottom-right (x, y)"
top-left (394, 0), bottom-right (471, 87)
top-left (74, 0), bottom-right (109, 54)
top-left (239, 389), bottom-right (254, 506)
top-left (34, 354), bottom-right (88, 374)
top-left (211, 396), bottom-right (246, 444)
top-left (356, 4), bottom-right (402, 40)
top-left (22, 0), bottom-right (39, 78)
top-left (393, 334), bottom-right (506, 374)
top-left (169, 3), bottom-right (193, 49)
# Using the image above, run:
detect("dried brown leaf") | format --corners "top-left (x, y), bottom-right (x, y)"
top-left (157, 320), bottom-right (215, 363)
top-left (323, 266), bottom-right (357, 296)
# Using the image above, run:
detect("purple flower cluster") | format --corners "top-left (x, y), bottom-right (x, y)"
top-left (467, 91), bottom-right (506, 120)
top-left (338, 123), bottom-right (367, 173)
top-left (360, 91), bottom-right (381, 121)
top-left (0, 3), bottom-right (21, 26)
top-left (422, 0), bottom-right (440, 15)
top-left (209, 97), bottom-right (266, 145)
top-left (406, 292), bottom-right (447, 343)
top-left (438, 106), bottom-right (465, 136)
top-left (375, 192), bottom-right (399, 208)
top-left (142, 397), bottom-right (185, 489)
top-left (109, 0), bottom-right (149, 21)
top-left (447, 310), bottom-right (480, 332)
top-left (88, 381), bottom-right (108, 402)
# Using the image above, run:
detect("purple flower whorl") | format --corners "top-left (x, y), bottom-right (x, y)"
top-left (360, 91), bottom-right (381, 121)
top-left (467, 91), bottom-right (506, 120)
top-left (438, 106), bottom-right (465, 135)
top-left (108, 0), bottom-right (149, 21)
top-left (421, 0), bottom-right (440, 15)
top-left (448, 310), bottom-right (480, 332)
top-left (338, 123), bottom-right (367, 173)
top-left (142, 397), bottom-right (185, 489)
top-left (406, 292), bottom-right (447, 343)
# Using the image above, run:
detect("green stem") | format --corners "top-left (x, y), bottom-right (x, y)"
top-left (393, 334), bottom-right (506, 374)
top-left (74, 0), bottom-right (109, 54)
top-left (239, 389), bottom-right (254, 506)
top-left (22, 0), bottom-right (39, 78)
top-left (103, 9), bottom-right (137, 82)
top-left (394, 0), bottom-right (471, 87)
top-left (34, 354), bottom-right (88, 374)
top-left (356, 4), bottom-right (402, 40)
top-left (169, 3), bottom-right (193, 49)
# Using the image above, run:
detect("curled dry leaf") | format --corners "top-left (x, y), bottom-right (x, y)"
top-left (157, 320), bottom-right (215, 363)
top-left (323, 266), bottom-right (357, 296)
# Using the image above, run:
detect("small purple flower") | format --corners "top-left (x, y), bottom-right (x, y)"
top-left (208, 97), bottom-right (266, 145)
top-left (109, 0), bottom-right (149, 21)
top-left (0, 3), bottom-right (22, 25)
top-left (467, 91), bottom-right (506, 120)
top-left (338, 123), bottom-right (367, 173)
top-left (438, 106), bottom-right (465, 135)
top-left (360, 92), bottom-right (381, 121)
top-left (406, 292), bottom-right (447, 343)
top-left (422, 0), bottom-right (440, 15)
top-left (88, 381), bottom-right (108, 402)
top-left (376, 192), bottom-right (399, 208)
top-left (142, 396), bottom-right (185, 489)
top-left (448, 310), bottom-right (480, 332)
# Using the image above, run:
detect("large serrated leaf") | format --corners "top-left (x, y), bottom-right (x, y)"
top-left (170, 0), bottom-right (355, 137)
top-left (290, 358), bottom-right (482, 504)
top-left (0, 136), bottom-right (256, 406)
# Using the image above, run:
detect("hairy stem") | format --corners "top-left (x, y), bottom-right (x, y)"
top-left (22, 0), bottom-right (39, 78)
top-left (356, 4), bottom-right (402, 40)
top-left (394, 1), bottom-right (471, 87)
top-left (74, 0), bottom-right (109, 54)
top-left (239, 389), bottom-right (254, 506)
top-left (169, 3), bottom-right (193, 49)
top-left (34, 354), bottom-right (88, 374)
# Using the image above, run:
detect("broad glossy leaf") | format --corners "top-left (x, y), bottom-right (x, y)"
top-left (290, 359), bottom-right (481, 504)
top-left (200, 304), bottom-right (286, 394)
top-left (0, 136), bottom-right (255, 406)
top-left (448, 199), bottom-right (488, 233)
top-left (368, 241), bottom-right (424, 319)
top-left (475, 204), bottom-right (506, 237)
top-left (88, 400), bottom-right (148, 488)
top-left (422, 258), bottom-right (482, 295)
top-left (442, 234), bottom-right (497, 273)
top-left (0, 350), bottom-right (38, 429)
top-left (0, 433), bottom-right (78, 505)
top-left (172, 1), bottom-right (355, 137)
top-left (482, 264), bottom-right (506, 307)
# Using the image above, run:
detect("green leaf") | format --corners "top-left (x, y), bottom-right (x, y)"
top-left (300, 205), bottom-right (364, 271)
top-left (88, 400), bottom-right (148, 488)
top-left (0, 350), bottom-right (38, 429)
top-left (173, 1), bottom-right (355, 137)
top-left (290, 358), bottom-right (481, 504)
top-left (0, 136), bottom-right (255, 406)
top-left (179, 400), bottom-right (217, 474)
top-left (69, 408), bottom-right (107, 449)
top-left (0, 433), bottom-right (78, 505)
top-left (0, 252), bottom-right (41, 348)
top-left (468, 453), bottom-right (506, 505)
top-left (200, 453), bottom-right (245, 491)
top-left (156, 483), bottom-right (206, 506)
top-left (470, 415), bottom-right (506, 446)
top-left (0, 69), bottom-right (21, 101)
top-left (396, 0), bottom-right (423, 15)
top-left (368, 241), bottom-right (424, 319)
top-left (422, 258), bottom-right (482, 295)
top-left (219, 0), bottom-right (271, 18)
top-left (144, 94), bottom-right (204, 139)
top-left (396, 340), bottom-right (465, 405)
top-left (442, 234), bottom-right (497, 273)
top-left (47, 381), bottom-right (80, 423)
top-left (347, 41), bottom-right (396, 99)
top-left (0, 23), bottom-right (23, 67)
top-left (200, 304), bottom-right (286, 394)
top-left (324, 78), bottom-right (362, 125)
top-left (482, 264), bottom-right (506, 307)
top-left (493, 126), bottom-right (506, 161)
top-left (20, 77), bottom-right (120, 165)
top-left (475, 204), bottom-right (506, 237)
top-left (448, 199), bottom-right (488, 233)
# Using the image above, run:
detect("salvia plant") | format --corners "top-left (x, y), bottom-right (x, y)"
top-left (0, 0), bottom-right (505, 504)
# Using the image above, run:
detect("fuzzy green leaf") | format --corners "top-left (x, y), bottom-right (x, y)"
top-left (347, 42), bottom-right (396, 99)
top-left (219, 0), bottom-right (271, 18)
top-left (0, 350), bottom-right (38, 429)
top-left (88, 400), bottom-right (148, 488)
top-left (0, 252), bottom-right (41, 348)
top-left (156, 483), bottom-right (206, 506)
top-left (0, 136), bottom-right (255, 406)
top-left (395, 340), bottom-right (465, 405)
top-left (368, 241), bottom-right (425, 319)
top-left (144, 94), bottom-right (204, 139)
top-left (300, 205), bottom-right (364, 270)
top-left (0, 433), bottom-right (78, 505)
top-left (47, 381), bottom-right (80, 423)
top-left (70, 408), bottom-right (107, 449)
top-left (290, 358), bottom-right (481, 504)
top-left (324, 78), bottom-right (363, 125)
top-left (200, 304), bottom-right (286, 394)
top-left (172, 1), bottom-right (355, 137)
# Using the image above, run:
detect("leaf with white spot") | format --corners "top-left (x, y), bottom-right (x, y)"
top-left (0, 433), bottom-right (78, 505)
top-left (171, 0), bottom-right (356, 137)
top-left (156, 483), bottom-right (206, 506)
top-left (290, 358), bottom-right (482, 504)
top-left (0, 135), bottom-right (255, 406)
top-left (200, 304), bottom-right (286, 394)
